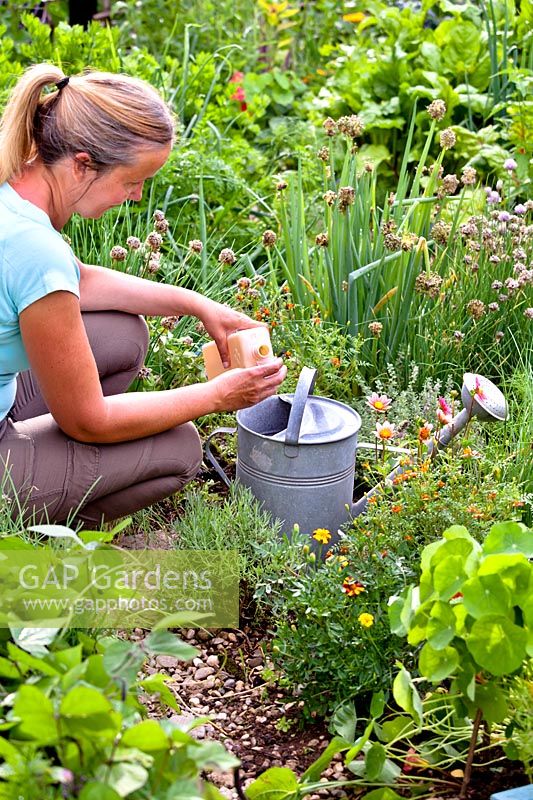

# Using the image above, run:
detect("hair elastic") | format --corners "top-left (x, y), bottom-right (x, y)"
top-left (55, 77), bottom-right (70, 91)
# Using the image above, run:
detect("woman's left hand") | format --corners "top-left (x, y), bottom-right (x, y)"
top-left (199, 298), bottom-right (267, 367)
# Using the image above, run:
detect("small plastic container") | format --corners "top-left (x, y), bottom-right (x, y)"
top-left (202, 328), bottom-right (273, 380)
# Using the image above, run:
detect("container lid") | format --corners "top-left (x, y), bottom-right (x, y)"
top-left (271, 394), bottom-right (361, 444)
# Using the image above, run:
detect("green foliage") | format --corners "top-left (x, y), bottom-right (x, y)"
top-left (389, 521), bottom-right (532, 722)
top-left (0, 627), bottom-right (236, 798)
top-left (172, 483), bottom-right (282, 611)
top-left (253, 529), bottom-right (414, 719)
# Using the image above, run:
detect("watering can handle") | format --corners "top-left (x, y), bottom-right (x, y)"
top-left (204, 426), bottom-right (236, 488)
top-left (285, 366), bottom-right (318, 448)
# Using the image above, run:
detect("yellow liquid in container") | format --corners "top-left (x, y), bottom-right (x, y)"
top-left (202, 328), bottom-right (273, 379)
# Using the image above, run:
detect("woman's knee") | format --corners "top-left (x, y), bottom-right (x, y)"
top-left (172, 422), bottom-right (203, 481)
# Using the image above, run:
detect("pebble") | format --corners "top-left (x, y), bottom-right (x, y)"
top-left (155, 655), bottom-right (179, 669)
top-left (194, 666), bottom-right (215, 680)
top-left (206, 654), bottom-right (220, 667)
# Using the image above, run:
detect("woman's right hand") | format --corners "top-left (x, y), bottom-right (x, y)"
top-left (209, 358), bottom-right (287, 411)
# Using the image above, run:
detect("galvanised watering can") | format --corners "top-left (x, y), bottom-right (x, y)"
top-left (205, 368), bottom-right (508, 541)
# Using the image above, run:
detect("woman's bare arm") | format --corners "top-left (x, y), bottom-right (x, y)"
top-left (20, 291), bottom-right (286, 443)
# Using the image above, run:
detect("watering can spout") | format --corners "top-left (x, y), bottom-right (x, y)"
top-left (352, 372), bottom-right (507, 518)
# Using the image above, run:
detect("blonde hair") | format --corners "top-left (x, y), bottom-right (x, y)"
top-left (0, 63), bottom-right (174, 183)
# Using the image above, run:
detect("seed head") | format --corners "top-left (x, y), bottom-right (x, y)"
top-left (453, 330), bottom-right (464, 341)
top-left (146, 231), bottom-right (163, 250)
top-left (431, 220), bottom-right (452, 245)
top-left (237, 276), bottom-right (251, 289)
top-left (154, 217), bottom-right (169, 233)
top-left (495, 331), bottom-right (504, 342)
top-left (323, 190), bottom-right (337, 206)
top-left (488, 302), bottom-right (499, 312)
top-left (337, 114), bottom-right (364, 138)
top-left (368, 321), bottom-right (383, 337)
top-left (439, 128), bottom-right (456, 150)
top-left (262, 229), bottom-right (277, 248)
top-left (384, 232), bottom-right (402, 251)
top-left (427, 99), bottom-right (447, 121)
top-left (440, 173), bottom-right (459, 196)
top-left (322, 117), bottom-right (337, 136)
top-left (315, 232), bottom-right (329, 247)
top-left (153, 209), bottom-right (165, 222)
top-left (461, 166), bottom-right (477, 186)
top-left (189, 239), bottom-right (203, 253)
top-left (138, 366), bottom-right (152, 380)
top-left (415, 271), bottom-right (443, 299)
top-left (401, 232), bottom-right (419, 251)
top-left (161, 315), bottom-right (179, 330)
top-left (317, 146), bottom-right (330, 162)
top-left (338, 186), bottom-right (355, 211)
top-left (524, 308), bottom-right (533, 319)
top-left (466, 299), bottom-right (486, 320)
top-left (126, 236), bottom-right (141, 250)
top-left (110, 245), bottom-right (128, 261)
top-left (147, 259), bottom-right (160, 273)
top-left (219, 247), bottom-right (236, 265)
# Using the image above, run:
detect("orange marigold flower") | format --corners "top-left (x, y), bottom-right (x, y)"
top-left (342, 577), bottom-right (365, 597)
top-left (330, 356), bottom-right (341, 367)
top-left (418, 423), bottom-right (433, 441)
top-left (391, 504), bottom-right (403, 513)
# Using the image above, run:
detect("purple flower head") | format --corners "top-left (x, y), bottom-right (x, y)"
top-left (504, 158), bottom-right (517, 171)
top-left (514, 204), bottom-right (526, 215)
top-left (498, 211), bottom-right (511, 222)
top-left (487, 191), bottom-right (501, 205)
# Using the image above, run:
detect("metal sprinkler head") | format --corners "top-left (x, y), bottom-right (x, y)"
top-left (461, 373), bottom-right (508, 422)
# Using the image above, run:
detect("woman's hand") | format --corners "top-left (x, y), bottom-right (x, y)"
top-left (209, 358), bottom-right (287, 411)
top-left (198, 298), bottom-right (267, 367)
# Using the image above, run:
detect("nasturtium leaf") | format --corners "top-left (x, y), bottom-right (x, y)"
top-left (370, 690), bottom-right (386, 719)
top-left (102, 638), bottom-right (145, 684)
top-left (0, 656), bottom-right (21, 679)
top-left (121, 720), bottom-right (169, 752)
top-left (427, 601), bottom-right (457, 649)
top-left (392, 665), bottom-right (422, 725)
top-left (433, 556), bottom-right (467, 600)
top-left (12, 685), bottom-right (57, 744)
top-left (466, 615), bottom-right (527, 675)
top-left (419, 642), bottom-right (459, 682)
top-left (301, 736), bottom-right (351, 782)
top-left (475, 684), bottom-right (509, 724)
top-left (360, 789), bottom-right (403, 800)
top-left (79, 783), bottom-right (121, 800)
top-left (478, 554), bottom-right (531, 601)
top-left (378, 716), bottom-right (414, 743)
top-left (365, 742), bottom-right (387, 781)
top-left (462, 574), bottom-right (512, 619)
top-left (139, 672), bottom-right (181, 712)
top-left (483, 522), bottom-right (533, 558)
top-left (244, 766), bottom-right (299, 800)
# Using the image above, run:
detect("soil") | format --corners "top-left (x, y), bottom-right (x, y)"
top-left (116, 470), bottom-right (529, 800)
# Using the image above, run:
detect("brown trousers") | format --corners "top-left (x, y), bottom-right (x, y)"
top-left (0, 311), bottom-right (202, 528)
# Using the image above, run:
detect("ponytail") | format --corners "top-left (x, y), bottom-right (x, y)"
top-left (0, 63), bottom-right (175, 184)
top-left (0, 64), bottom-right (64, 183)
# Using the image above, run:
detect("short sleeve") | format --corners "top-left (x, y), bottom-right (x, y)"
top-left (4, 227), bottom-right (80, 315)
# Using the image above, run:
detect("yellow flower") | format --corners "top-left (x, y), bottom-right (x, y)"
top-left (358, 612), bottom-right (374, 628)
top-left (343, 11), bottom-right (365, 22)
top-left (312, 528), bottom-right (331, 544)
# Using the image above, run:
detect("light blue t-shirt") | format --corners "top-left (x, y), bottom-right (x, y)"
top-left (0, 181), bottom-right (80, 419)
